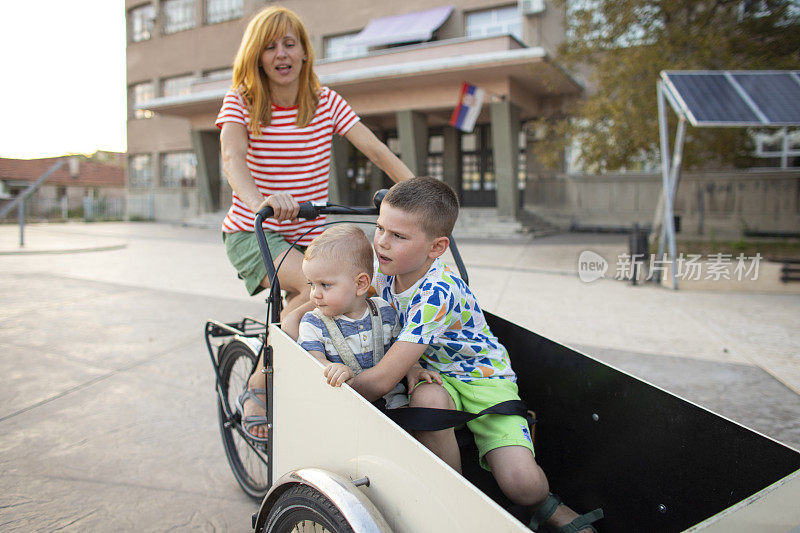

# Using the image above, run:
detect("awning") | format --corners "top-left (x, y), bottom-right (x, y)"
top-left (349, 6), bottom-right (453, 47)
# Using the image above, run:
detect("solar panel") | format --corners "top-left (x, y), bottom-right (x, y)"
top-left (732, 72), bottom-right (800, 124)
top-left (662, 71), bottom-right (800, 127)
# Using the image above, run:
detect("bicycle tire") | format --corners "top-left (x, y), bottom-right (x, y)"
top-left (217, 339), bottom-right (270, 499)
top-left (264, 484), bottom-right (354, 533)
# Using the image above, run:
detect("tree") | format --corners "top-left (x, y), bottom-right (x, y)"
top-left (539, 0), bottom-right (800, 172)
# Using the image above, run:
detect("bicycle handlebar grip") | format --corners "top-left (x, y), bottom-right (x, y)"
top-left (296, 202), bottom-right (318, 219)
top-left (255, 202), bottom-right (318, 222)
top-left (373, 189), bottom-right (388, 209)
top-left (255, 205), bottom-right (274, 220)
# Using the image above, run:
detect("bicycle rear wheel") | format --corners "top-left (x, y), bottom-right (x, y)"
top-left (217, 338), bottom-right (270, 499)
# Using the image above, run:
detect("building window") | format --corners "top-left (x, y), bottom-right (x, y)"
top-left (518, 130), bottom-right (527, 189)
top-left (756, 129), bottom-right (800, 155)
top-left (461, 131), bottom-right (492, 192)
top-left (162, 151), bottom-right (197, 188)
top-left (754, 128), bottom-right (800, 168)
top-left (466, 5), bottom-right (522, 41)
top-left (323, 33), bottom-right (368, 60)
top-left (131, 82), bottom-right (155, 119)
top-left (344, 144), bottom-right (375, 204)
top-left (196, 68), bottom-right (233, 92)
top-left (204, 67), bottom-right (233, 81)
top-left (130, 3), bottom-right (156, 42)
top-left (387, 135), bottom-right (400, 157)
top-left (163, 0), bottom-right (195, 34)
top-left (427, 133), bottom-right (444, 181)
top-left (206, 0), bottom-right (242, 24)
top-left (162, 74), bottom-right (195, 97)
top-left (129, 154), bottom-right (153, 189)
top-left (462, 130), bottom-right (481, 191)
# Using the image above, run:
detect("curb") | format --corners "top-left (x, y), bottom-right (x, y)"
top-left (0, 243), bottom-right (128, 255)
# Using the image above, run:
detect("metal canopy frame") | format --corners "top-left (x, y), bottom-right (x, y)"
top-left (655, 70), bottom-right (800, 289)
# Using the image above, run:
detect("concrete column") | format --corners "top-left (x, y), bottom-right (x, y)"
top-left (329, 136), bottom-right (350, 203)
top-left (396, 110), bottom-right (428, 176)
top-left (442, 126), bottom-right (459, 194)
top-left (491, 100), bottom-right (521, 218)
top-left (191, 130), bottom-right (221, 212)
top-left (152, 1), bottom-right (163, 36)
top-left (195, 0), bottom-right (204, 26)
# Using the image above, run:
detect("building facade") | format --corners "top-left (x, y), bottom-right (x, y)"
top-left (0, 155), bottom-right (126, 221)
top-left (126, 0), bottom-right (581, 221)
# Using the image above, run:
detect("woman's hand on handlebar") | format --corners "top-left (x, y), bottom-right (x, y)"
top-left (257, 193), bottom-right (299, 222)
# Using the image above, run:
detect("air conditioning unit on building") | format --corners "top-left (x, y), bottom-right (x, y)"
top-left (519, 0), bottom-right (546, 15)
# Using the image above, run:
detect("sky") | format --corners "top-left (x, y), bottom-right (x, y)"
top-left (0, 1), bottom-right (127, 159)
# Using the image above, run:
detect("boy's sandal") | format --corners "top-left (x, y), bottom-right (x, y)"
top-left (529, 493), bottom-right (603, 533)
top-left (234, 387), bottom-right (270, 444)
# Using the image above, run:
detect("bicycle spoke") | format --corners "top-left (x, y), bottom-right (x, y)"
top-left (292, 521), bottom-right (329, 533)
top-left (233, 431), bottom-right (268, 487)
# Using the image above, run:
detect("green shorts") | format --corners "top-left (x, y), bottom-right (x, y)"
top-left (223, 230), bottom-right (303, 296)
top-left (439, 374), bottom-right (534, 470)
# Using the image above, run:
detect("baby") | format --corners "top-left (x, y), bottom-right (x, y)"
top-left (296, 224), bottom-right (438, 408)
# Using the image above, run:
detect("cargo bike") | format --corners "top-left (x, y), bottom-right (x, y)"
top-left (206, 192), bottom-right (800, 533)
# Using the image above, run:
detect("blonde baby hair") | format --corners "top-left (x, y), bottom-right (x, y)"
top-left (304, 224), bottom-right (374, 278)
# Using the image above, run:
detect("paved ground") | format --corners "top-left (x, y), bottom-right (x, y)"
top-left (1, 221), bottom-right (798, 531)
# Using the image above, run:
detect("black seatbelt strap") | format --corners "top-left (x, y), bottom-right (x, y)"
top-left (385, 399), bottom-right (529, 431)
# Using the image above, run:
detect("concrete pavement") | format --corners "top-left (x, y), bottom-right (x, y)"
top-left (0, 221), bottom-right (798, 531)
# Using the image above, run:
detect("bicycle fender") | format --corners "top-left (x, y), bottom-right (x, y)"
top-left (253, 468), bottom-right (392, 533)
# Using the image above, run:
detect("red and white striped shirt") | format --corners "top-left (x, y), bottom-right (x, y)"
top-left (215, 87), bottom-right (360, 244)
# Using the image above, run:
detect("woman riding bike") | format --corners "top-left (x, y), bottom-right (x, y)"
top-left (216, 6), bottom-right (412, 441)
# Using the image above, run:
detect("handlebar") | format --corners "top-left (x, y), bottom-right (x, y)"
top-left (255, 188), bottom-right (386, 222)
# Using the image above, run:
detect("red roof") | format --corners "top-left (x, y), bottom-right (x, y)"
top-left (0, 156), bottom-right (125, 188)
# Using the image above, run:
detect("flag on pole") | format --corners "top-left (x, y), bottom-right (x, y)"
top-left (449, 82), bottom-right (485, 133)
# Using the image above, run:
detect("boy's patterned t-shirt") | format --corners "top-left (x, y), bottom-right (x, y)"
top-left (374, 257), bottom-right (516, 382)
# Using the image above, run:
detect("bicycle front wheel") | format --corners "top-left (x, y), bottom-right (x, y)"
top-left (264, 484), bottom-right (354, 533)
top-left (217, 338), bottom-right (270, 499)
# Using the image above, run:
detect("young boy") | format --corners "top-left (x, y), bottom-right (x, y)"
top-left (345, 177), bottom-right (602, 533)
top-left (296, 224), bottom-right (439, 408)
